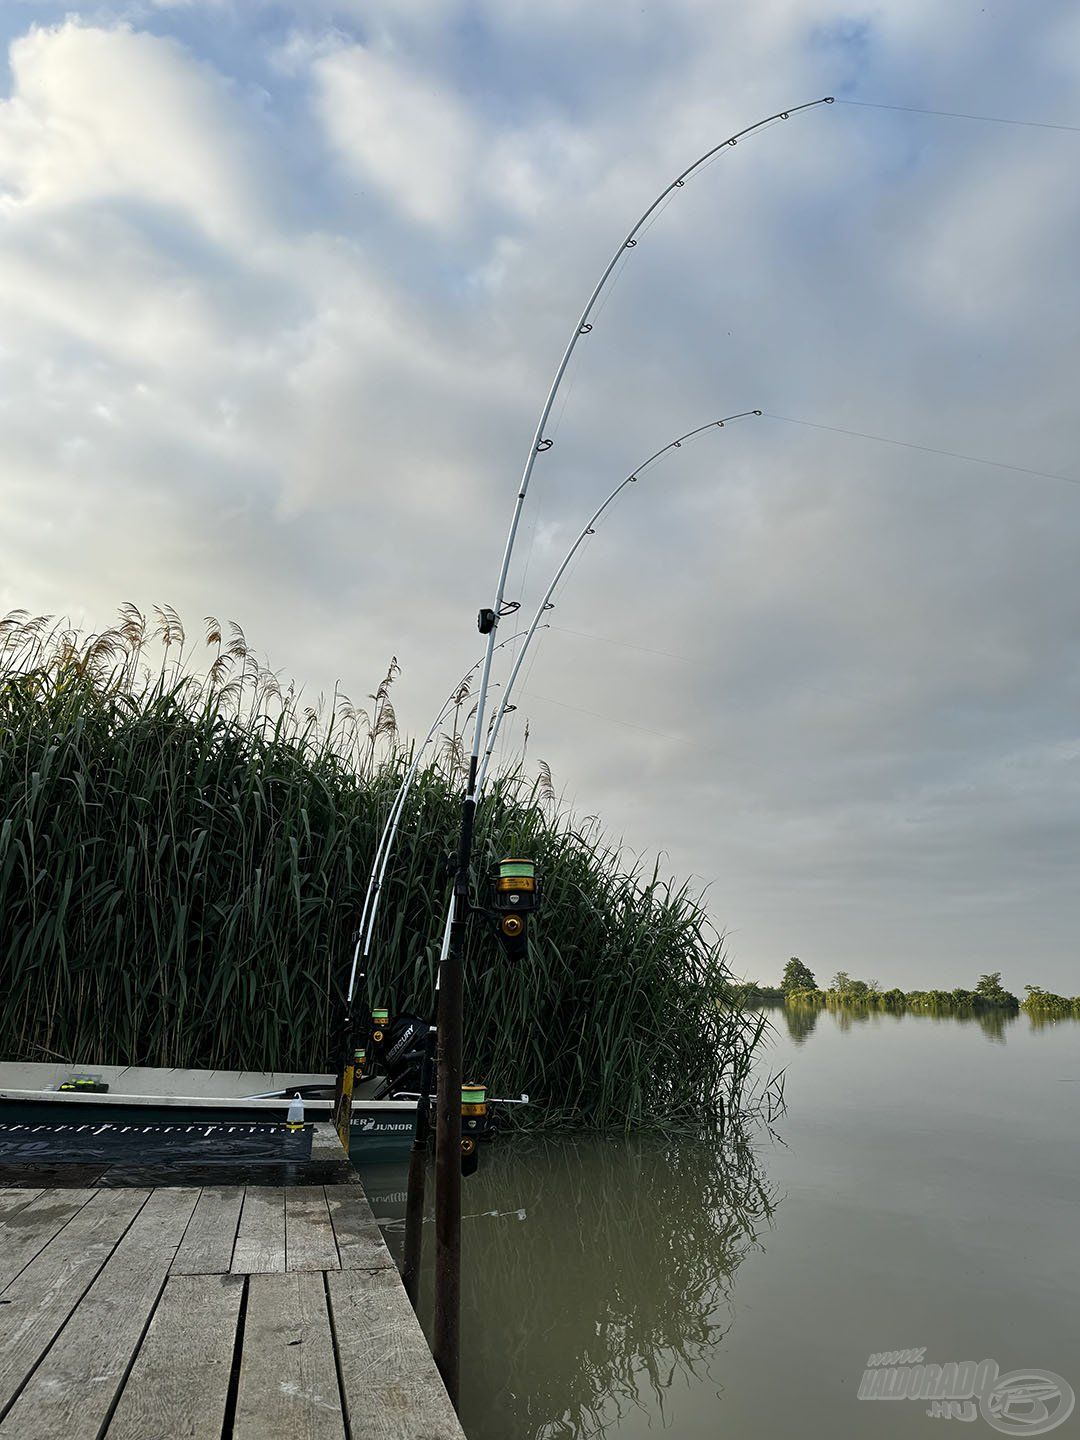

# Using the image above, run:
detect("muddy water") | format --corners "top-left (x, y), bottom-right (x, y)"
top-left (358, 1008), bottom-right (1080, 1439)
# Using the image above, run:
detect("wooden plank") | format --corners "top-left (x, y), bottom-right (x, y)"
top-left (0, 1189), bottom-right (43, 1219)
top-left (305, 1124), bottom-right (357, 1186)
top-left (0, 1188), bottom-right (96, 1292)
top-left (0, 1189), bottom-right (150, 1418)
top-left (0, 1187), bottom-right (199, 1440)
top-left (285, 1187), bottom-right (340, 1272)
top-left (106, 1273), bottom-right (243, 1439)
top-left (325, 1186), bottom-right (394, 1271)
top-left (231, 1187), bottom-right (286, 1274)
top-left (328, 1269), bottom-right (466, 1440)
top-left (233, 1272), bottom-right (345, 1440)
top-left (171, 1185), bottom-right (243, 1275)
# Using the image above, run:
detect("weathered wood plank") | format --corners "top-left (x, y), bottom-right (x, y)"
top-left (233, 1272), bottom-right (344, 1440)
top-left (285, 1187), bottom-right (340, 1272)
top-left (0, 1188), bottom-right (96, 1293)
top-left (325, 1186), bottom-right (395, 1271)
top-left (171, 1185), bottom-right (243, 1275)
top-left (328, 1268), bottom-right (466, 1440)
top-left (0, 1189), bottom-right (149, 1417)
top-left (231, 1187), bottom-right (286, 1274)
top-left (0, 1187), bottom-right (199, 1440)
top-left (0, 1189), bottom-right (43, 1220)
top-left (106, 1272), bottom-right (243, 1439)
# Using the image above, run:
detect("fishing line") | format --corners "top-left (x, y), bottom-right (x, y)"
top-left (679, 113), bottom-right (789, 189)
top-left (501, 520), bottom-right (599, 756)
top-left (835, 98), bottom-right (1080, 135)
top-left (519, 688), bottom-right (691, 744)
top-left (464, 97), bottom-right (832, 785)
top-left (342, 627), bottom-right (530, 1006)
top-left (475, 409), bottom-right (762, 796)
top-left (432, 108), bottom-right (832, 1341)
top-left (763, 413), bottom-right (1080, 489)
top-left (549, 625), bottom-right (695, 663)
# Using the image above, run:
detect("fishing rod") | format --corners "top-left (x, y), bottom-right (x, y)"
top-left (403, 410), bottom-right (760, 1304)
top-left (428, 413), bottom-right (765, 963)
top-left (431, 96), bottom-right (835, 1403)
top-left (474, 411), bottom-right (761, 794)
top-left (333, 629), bottom-right (528, 1145)
top-left (353, 635), bottom-right (533, 985)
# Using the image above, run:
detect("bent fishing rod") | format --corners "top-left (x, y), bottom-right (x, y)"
top-left (474, 411), bottom-right (761, 793)
top-left (333, 628), bottom-right (529, 1127)
top-left (425, 409), bottom-right (762, 986)
top-left (403, 411), bottom-right (760, 1299)
top-left (432, 95), bottom-right (835, 1403)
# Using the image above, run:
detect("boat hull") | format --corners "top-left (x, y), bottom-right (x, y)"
top-left (0, 1063), bottom-right (419, 1164)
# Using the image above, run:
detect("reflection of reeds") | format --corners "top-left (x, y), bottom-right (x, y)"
top-left (423, 1128), bottom-right (779, 1440)
top-left (0, 607), bottom-right (764, 1126)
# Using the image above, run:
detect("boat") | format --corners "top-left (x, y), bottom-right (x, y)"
top-left (0, 1061), bottom-right (525, 1169)
top-left (0, 1061), bottom-right (417, 1165)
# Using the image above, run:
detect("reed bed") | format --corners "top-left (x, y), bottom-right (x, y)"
top-left (0, 606), bottom-right (761, 1128)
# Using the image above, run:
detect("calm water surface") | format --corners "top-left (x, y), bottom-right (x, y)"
top-left (358, 1008), bottom-right (1080, 1439)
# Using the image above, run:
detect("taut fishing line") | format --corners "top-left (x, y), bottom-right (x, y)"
top-left (518, 687), bottom-right (691, 745)
top-left (480, 99), bottom-right (834, 762)
top-left (835, 98), bottom-right (1080, 135)
top-left (475, 410), bottom-right (762, 795)
top-left (764, 413), bottom-right (1080, 489)
top-left (432, 104), bottom-right (833, 1372)
top-left (549, 625), bottom-right (695, 664)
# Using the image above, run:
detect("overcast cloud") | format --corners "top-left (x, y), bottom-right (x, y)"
top-left (2, 1), bottom-right (1079, 992)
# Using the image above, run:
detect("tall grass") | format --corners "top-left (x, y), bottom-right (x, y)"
top-left (0, 606), bottom-right (762, 1128)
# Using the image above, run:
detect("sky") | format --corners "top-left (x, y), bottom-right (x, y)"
top-left (2, 0), bottom-right (1079, 992)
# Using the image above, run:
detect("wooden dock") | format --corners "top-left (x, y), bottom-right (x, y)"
top-left (0, 1129), bottom-right (465, 1439)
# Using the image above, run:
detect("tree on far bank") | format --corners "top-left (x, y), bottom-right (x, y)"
top-left (976, 971), bottom-right (1019, 1007)
top-left (781, 957), bottom-right (817, 994)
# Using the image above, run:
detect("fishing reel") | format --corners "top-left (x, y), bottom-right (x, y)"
top-left (460, 1083), bottom-right (491, 1176)
top-left (487, 857), bottom-right (541, 961)
top-left (370, 1007), bottom-right (390, 1050)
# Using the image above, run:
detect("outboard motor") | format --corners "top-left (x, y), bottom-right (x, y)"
top-left (379, 1012), bottom-right (429, 1097)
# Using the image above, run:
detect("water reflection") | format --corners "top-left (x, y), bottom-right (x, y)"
top-left (461, 1131), bottom-right (778, 1440)
top-left (762, 1000), bottom-right (1074, 1046)
top-left (974, 1008), bottom-right (1009, 1042)
top-left (779, 1001), bottom-right (820, 1045)
top-left (365, 1127), bottom-right (779, 1440)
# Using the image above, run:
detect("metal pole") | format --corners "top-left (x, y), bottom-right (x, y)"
top-left (431, 98), bottom-right (834, 1404)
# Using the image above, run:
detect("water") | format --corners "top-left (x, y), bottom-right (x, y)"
top-left (358, 1007), bottom-right (1080, 1438)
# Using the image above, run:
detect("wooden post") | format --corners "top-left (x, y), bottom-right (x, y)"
top-left (401, 1024), bottom-right (436, 1307)
top-left (432, 792), bottom-right (475, 1407)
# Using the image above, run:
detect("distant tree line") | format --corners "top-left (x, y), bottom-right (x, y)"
top-left (725, 961), bottom-right (1076, 1016)
top-left (729, 962), bottom-right (1080, 1020)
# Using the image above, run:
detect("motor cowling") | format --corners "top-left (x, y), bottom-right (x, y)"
top-left (380, 1013), bottom-right (428, 1094)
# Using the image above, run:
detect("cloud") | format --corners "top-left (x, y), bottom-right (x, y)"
top-left (2, 3), bottom-right (1080, 991)
top-left (0, 21), bottom-right (267, 243)
top-left (313, 43), bottom-right (477, 230)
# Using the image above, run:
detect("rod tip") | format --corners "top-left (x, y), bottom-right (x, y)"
top-left (823, 96), bottom-right (836, 103)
